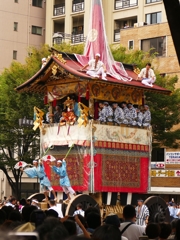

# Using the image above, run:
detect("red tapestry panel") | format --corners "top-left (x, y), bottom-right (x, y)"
top-left (94, 154), bottom-right (149, 193)
top-left (44, 154), bottom-right (90, 192)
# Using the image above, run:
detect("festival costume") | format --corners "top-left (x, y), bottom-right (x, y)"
top-left (143, 110), bottom-right (151, 127)
top-left (24, 164), bottom-right (53, 192)
top-left (86, 59), bottom-right (107, 80)
top-left (135, 204), bottom-right (149, 226)
top-left (113, 106), bottom-right (124, 124)
top-left (137, 111), bottom-right (144, 127)
top-left (138, 68), bottom-right (156, 87)
top-left (125, 107), bottom-right (137, 126)
top-left (52, 160), bottom-right (75, 195)
top-left (98, 106), bottom-right (113, 123)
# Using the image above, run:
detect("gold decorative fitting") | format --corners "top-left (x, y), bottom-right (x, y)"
top-left (52, 65), bottom-right (58, 75)
top-left (133, 67), bottom-right (140, 75)
top-left (33, 106), bottom-right (44, 131)
top-left (78, 102), bottom-right (89, 127)
top-left (55, 53), bottom-right (66, 64)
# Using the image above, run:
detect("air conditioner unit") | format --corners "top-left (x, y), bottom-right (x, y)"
top-left (138, 22), bottom-right (144, 26)
top-left (134, 23), bottom-right (138, 28)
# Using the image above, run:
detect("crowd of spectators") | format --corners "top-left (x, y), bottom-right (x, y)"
top-left (0, 196), bottom-right (179, 240)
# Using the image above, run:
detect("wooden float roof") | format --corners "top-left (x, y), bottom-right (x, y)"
top-left (15, 51), bottom-right (171, 95)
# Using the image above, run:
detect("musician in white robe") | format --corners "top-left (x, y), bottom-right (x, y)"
top-left (135, 199), bottom-right (149, 226)
top-left (137, 63), bottom-right (156, 87)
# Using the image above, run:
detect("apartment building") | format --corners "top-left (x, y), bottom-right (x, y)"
top-left (0, 0), bottom-right (46, 72)
top-left (46, 0), bottom-right (180, 84)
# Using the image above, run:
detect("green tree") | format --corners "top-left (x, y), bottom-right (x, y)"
top-left (0, 45), bottom-right (50, 199)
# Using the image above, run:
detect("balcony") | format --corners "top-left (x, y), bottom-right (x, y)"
top-left (54, 4), bottom-right (65, 16)
top-left (72, 1), bottom-right (84, 12)
top-left (53, 32), bottom-right (86, 45)
top-left (71, 33), bottom-right (86, 44)
top-left (114, 29), bottom-right (120, 42)
top-left (115, 0), bottom-right (138, 10)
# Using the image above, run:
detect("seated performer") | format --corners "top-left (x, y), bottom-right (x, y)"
top-left (137, 63), bottom-right (156, 87)
top-left (21, 160), bottom-right (57, 202)
top-left (126, 103), bottom-right (137, 126)
top-left (142, 105), bottom-right (151, 127)
top-left (98, 102), bottom-right (113, 123)
top-left (81, 53), bottom-right (107, 80)
top-left (136, 106), bottom-right (144, 127)
top-left (52, 159), bottom-right (76, 202)
top-left (112, 103), bottom-right (124, 125)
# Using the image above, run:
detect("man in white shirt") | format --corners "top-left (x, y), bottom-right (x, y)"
top-left (48, 199), bottom-right (63, 218)
top-left (81, 53), bottom-right (107, 80)
top-left (137, 63), bottom-right (156, 87)
top-left (5, 197), bottom-right (16, 208)
top-left (119, 205), bottom-right (146, 240)
top-left (73, 203), bottom-right (85, 217)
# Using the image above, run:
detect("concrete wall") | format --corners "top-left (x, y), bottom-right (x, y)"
top-left (0, 0), bottom-right (46, 72)
top-left (120, 22), bottom-right (180, 86)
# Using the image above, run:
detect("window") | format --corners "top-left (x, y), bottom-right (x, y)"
top-left (151, 148), bottom-right (164, 162)
top-left (146, 12), bottom-right (161, 24)
top-left (115, 0), bottom-right (138, 10)
top-left (32, 26), bottom-right (42, 35)
top-left (128, 40), bottom-right (134, 49)
top-left (146, 0), bottom-right (161, 3)
top-left (14, 22), bottom-right (18, 31)
top-left (141, 36), bottom-right (166, 56)
top-left (72, 0), bottom-right (84, 12)
top-left (13, 50), bottom-right (17, 60)
top-left (32, 0), bottom-right (42, 7)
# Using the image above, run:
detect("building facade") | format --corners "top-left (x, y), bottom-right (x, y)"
top-left (0, 0), bottom-right (46, 72)
top-left (46, 0), bottom-right (180, 84)
top-left (45, 0), bottom-right (167, 45)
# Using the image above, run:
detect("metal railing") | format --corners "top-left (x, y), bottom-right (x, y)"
top-left (115, 0), bottom-right (138, 10)
top-left (54, 4), bottom-right (65, 16)
top-left (53, 32), bottom-right (86, 44)
top-left (72, 2), bottom-right (84, 12)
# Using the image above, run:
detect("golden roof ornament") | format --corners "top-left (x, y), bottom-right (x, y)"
top-left (55, 53), bottom-right (66, 64)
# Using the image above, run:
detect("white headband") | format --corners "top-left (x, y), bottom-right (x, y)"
top-left (57, 160), bottom-right (62, 163)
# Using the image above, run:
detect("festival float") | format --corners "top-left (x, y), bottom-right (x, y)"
top-left (16, 0), bottom-right (171, 222)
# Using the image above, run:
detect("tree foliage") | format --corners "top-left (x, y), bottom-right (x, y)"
top-left (0, 45), bottom-right (50, 198)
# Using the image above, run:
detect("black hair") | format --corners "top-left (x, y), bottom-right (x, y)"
top-left (0, 209), bottom-right (6, 224)
top-left (159, 222), bottom-right (172, 239)
top-left (21, 205), bottom-right (37, 222)
top-left (92, 224), bottom-right (122, 240)
top-left (63, 220), bottom-right (77, 236)
top-left (1, 206), bottom-right (14, 220)
top-left (45, 209), bottom-right (58, 218)
top-left (86, 212), bottom-right (101, 229)
top-left (9, 210), bottom-right (21, 222)
top-left (146, 63), bottom-right (151, 67)
top-left (76, 203), bottom-right (83, 209)
top-left (123, 205), bottom-right (136, 220)
top-left (20, 198), bottom-right (27, 206)
top-left (85, 206), bottom-right (100, 218)
top-left (146, 223), bottom-right (160, 239)
top-left (36, 217), bottom-right (69, 240)
top-left (30, 209), bottom-right (46, 227)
